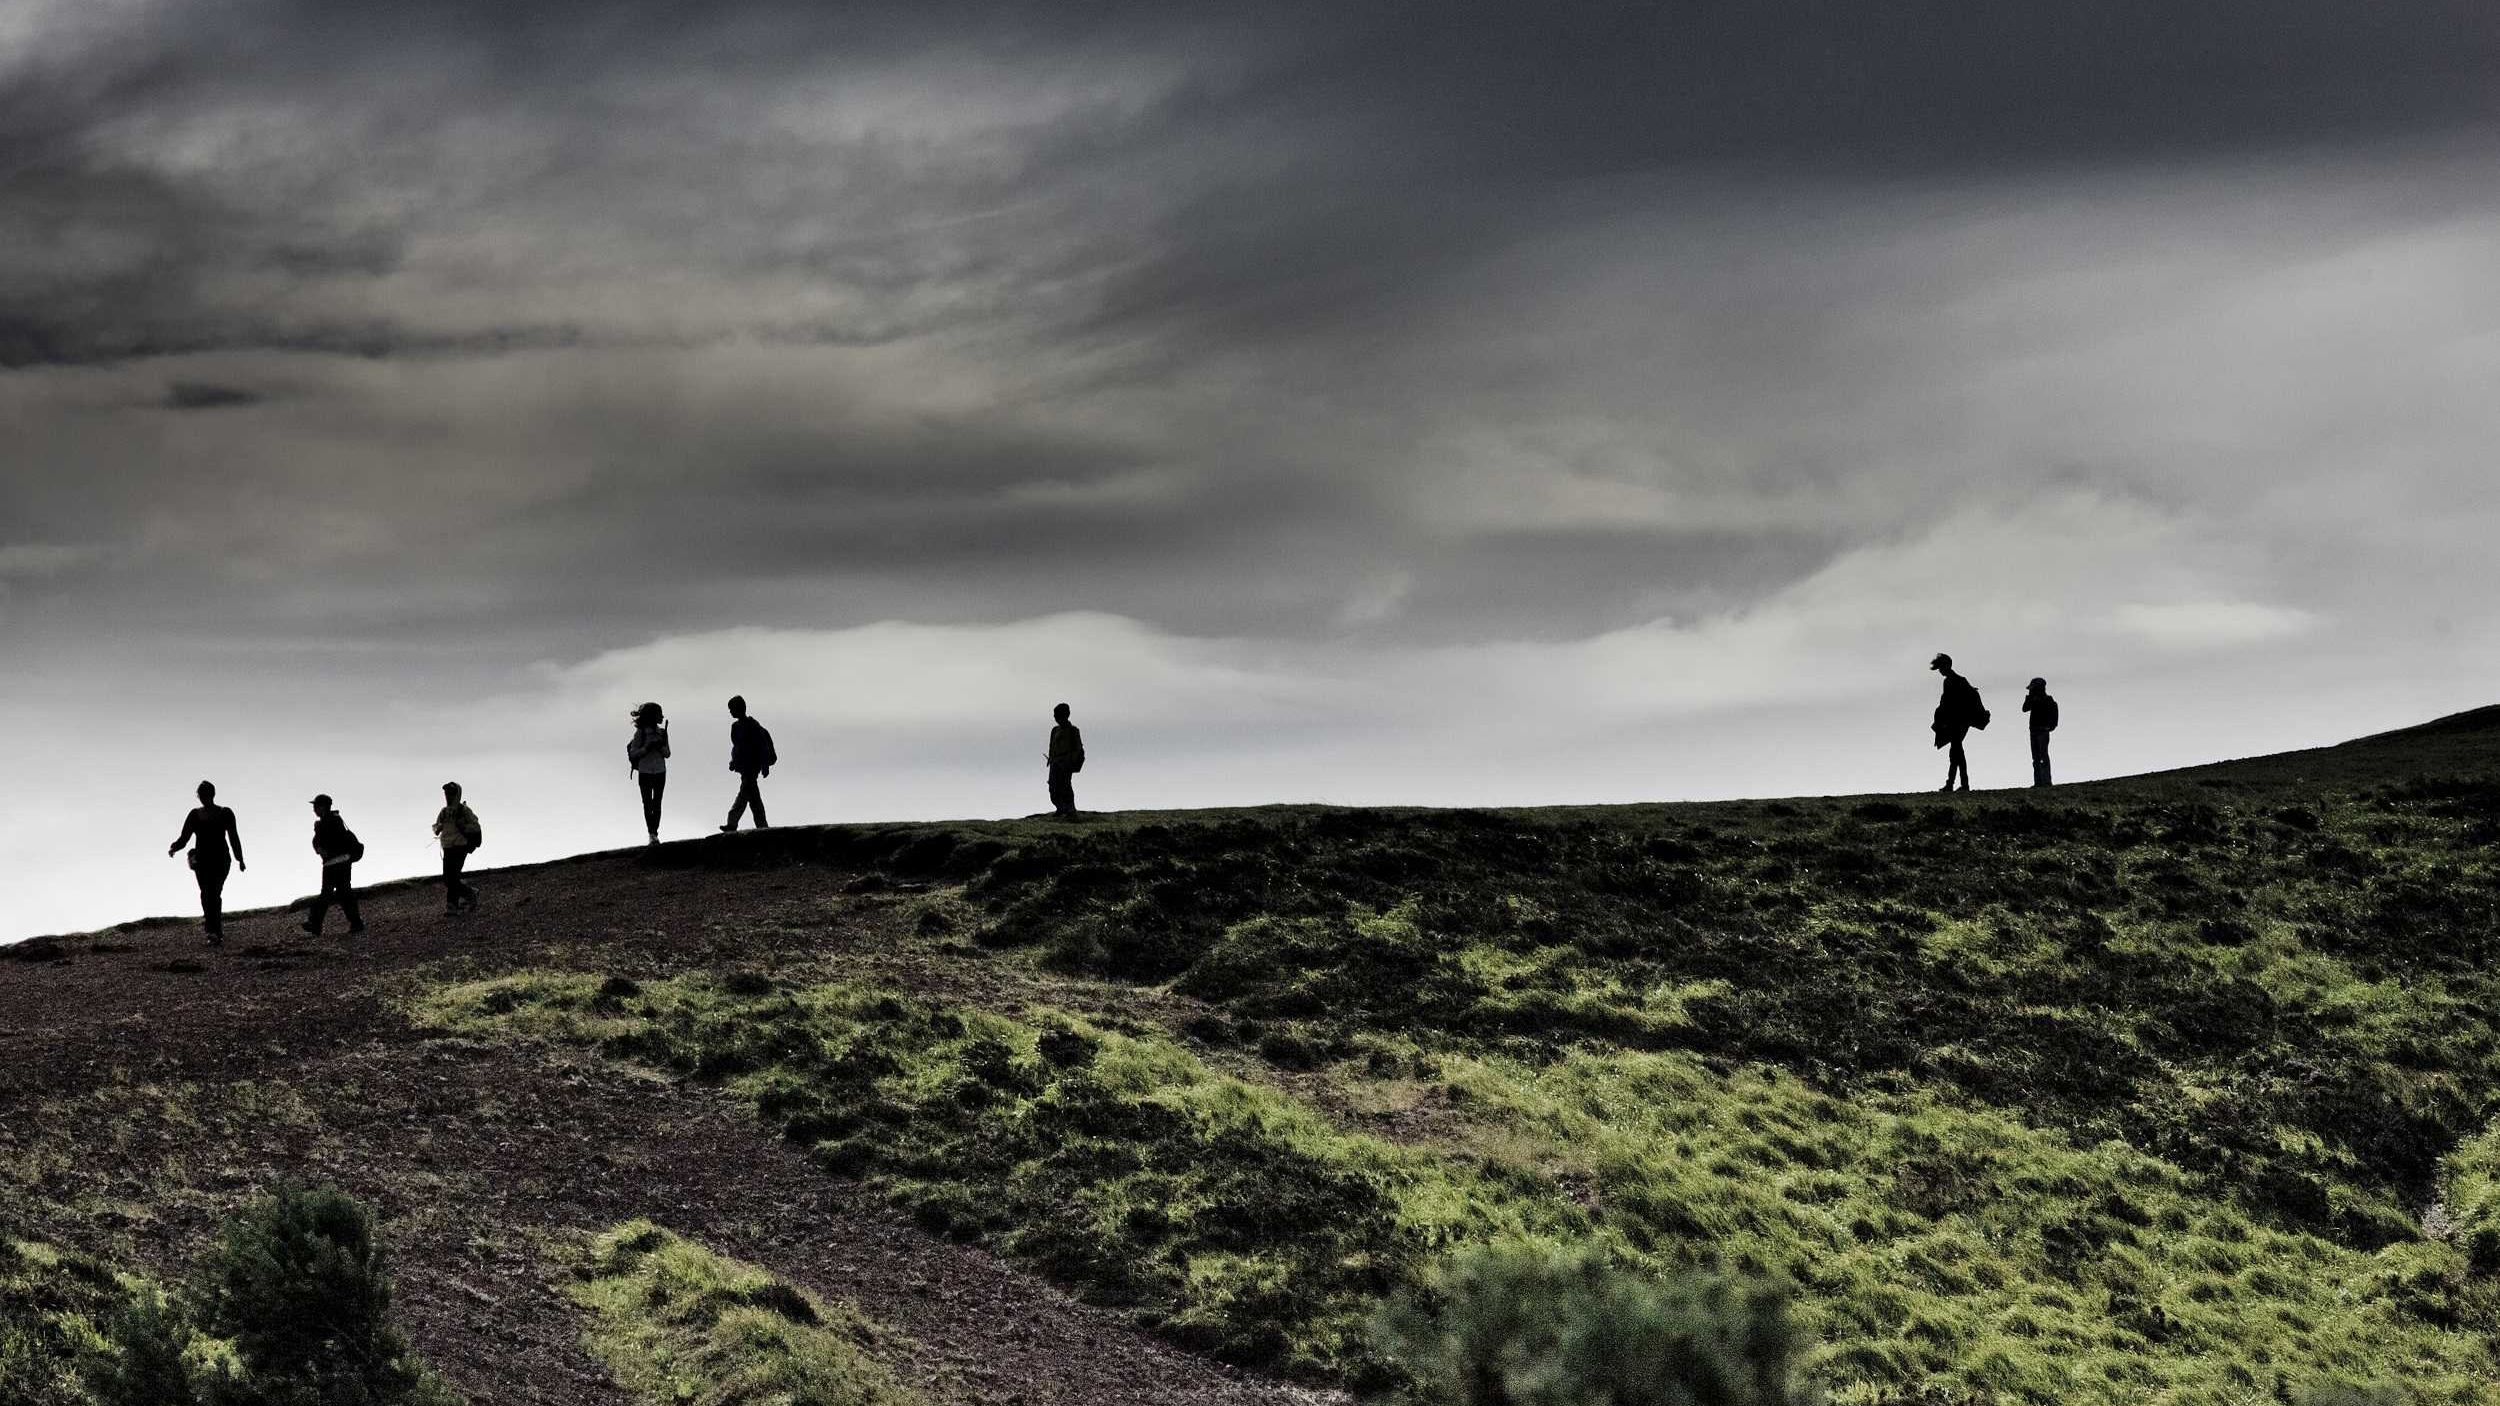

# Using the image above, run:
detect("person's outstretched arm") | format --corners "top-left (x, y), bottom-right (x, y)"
top-left (169, 810), bottom-right (198, 857)
top-left (228, 813), bottom-right (247, 870)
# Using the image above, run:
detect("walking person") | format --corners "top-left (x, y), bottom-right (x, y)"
top-left (628, 701), bottom-right (670, 844)
top-left (167, 781), bottom-right (245, 945)
top-left (721, 695), bottom-right (775, 832)
top-left (432, 781), bottom-right (483, 914)
top-left (302, 794), bottom-right (365, 936)
top-left (1929, 653), bottom-right (1989, 793)
top-left (2023, 678), bottom-right (2060, 788)
top-left (1046, 702), bottom-right (1085, 820)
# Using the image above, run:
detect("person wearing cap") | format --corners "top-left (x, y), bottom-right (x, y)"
top-left (1929, 653), bottom-right (1987, 793)
top-left (167, 780), bottom-right (245, 945)
top-left (432, 781), bottom-right (483, 914)
top-left (2023, 678), bottom-right (2060, 787)
top-left (303, 793), bottom-right (365, 936)
top-left (627, 701), bottom-right (671, 844)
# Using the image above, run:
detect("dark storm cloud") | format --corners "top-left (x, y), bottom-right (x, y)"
top-left (5, 0), bottom-right (2500, 655)
top-left (11, 1), bottom-right (2498, 366)
top-left (162, 381), bottom-right (263, 409)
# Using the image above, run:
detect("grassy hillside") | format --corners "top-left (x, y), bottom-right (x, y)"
top-left (13, 710), bottom-right (2500, 1404)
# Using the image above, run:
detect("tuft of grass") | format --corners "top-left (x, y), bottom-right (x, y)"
top-left (566, 1220), bottom-right (923, 1406)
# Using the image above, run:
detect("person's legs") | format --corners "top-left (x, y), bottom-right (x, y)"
top-left (442, 848), bottom-right (474, 912)
top-left (640, 773), bottom-right (666, 840)
top-left (1048, 767), bottom-right (1075, 818)
top-left (2031, 731), bottom-right (2052, 787)
top-left (196, 862), bottom-right (228, 941)
top-left (1947, 739), bottom-right (1970, 791)
top-left (305, 874), bottom-right (330, 934)
top-left (328, 865), bottom-right (365, 932)
top-left (725, 771), bottom-right (765, 830)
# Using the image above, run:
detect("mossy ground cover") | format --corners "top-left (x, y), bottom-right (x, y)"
top-left (565, 1220), bottom-right (923, 1406)
top-left (416, 962), bottom-right (2497, 1403)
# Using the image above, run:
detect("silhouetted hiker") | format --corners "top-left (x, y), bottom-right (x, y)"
top-left (1046, 702), bottom-right (1085, 820)
top-left (167, 780), bottom-right (245, 945)
top-left (628, 701), bottom-right (670, 844)
top-left (721, 695), bottom-right (775, 832)
top-left (302, 794), bottom-right (365, 936)
top-left (2024, 678), bottom-right (2059, 788)
top-left (1930, 653), bottom-right (1989, 793)
top-left (433, 781), bottom-right (482, 915)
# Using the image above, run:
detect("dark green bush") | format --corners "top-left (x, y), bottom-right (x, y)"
top-left (77, 1187), bottom-right (458, 1406)
top-left (1376, 1243), bottom-right (1821, 1406)
top-left (87, 1296), bottom-right (203, 1406)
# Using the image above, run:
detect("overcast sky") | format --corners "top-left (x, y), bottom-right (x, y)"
top-left (7, 1), bottom-right (2500, 940)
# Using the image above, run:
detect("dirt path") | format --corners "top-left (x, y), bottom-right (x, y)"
top-left (0, 845), bottom-right (1338, 1406)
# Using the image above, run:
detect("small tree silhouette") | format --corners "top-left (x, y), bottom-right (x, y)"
top-left (84, 1186), bottom-right (457, 1406)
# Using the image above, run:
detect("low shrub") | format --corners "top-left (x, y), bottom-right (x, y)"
top-left (77, 1186), bottom-right (458, 1406)
top-left (1375, 1243), bottom-right (1820, 1406)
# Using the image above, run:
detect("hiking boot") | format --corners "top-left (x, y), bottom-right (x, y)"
top-left (301, 920), bottom-right (321, 935)
top-left (719, 823), bottom-right (737, 833)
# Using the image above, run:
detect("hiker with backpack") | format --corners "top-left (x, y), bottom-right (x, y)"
top-left (1046, 702), bottom-right (1084, 820)
top-left (167, 780), bottom-right (246, 946)
top-left (1929, 653), bottom-right (1988, 793)
top-left (722, 694), bottom-right (775, 832)
top-left (628, 701), bottom-right (670, 844)
top-left (302, 793), bottom-right (365, 935)
top-left (2024, 678), bottom-right (2060, 788)
top-left (432, 781), bottom-right (483, 914)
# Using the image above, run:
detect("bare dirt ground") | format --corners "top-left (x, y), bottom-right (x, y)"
top-left (0, 843), bottom-right (1340, 1406)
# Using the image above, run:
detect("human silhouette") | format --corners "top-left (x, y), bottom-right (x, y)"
top-left (2023, 678), bottom-right (2059, 787)
top-left (433, 781), bottom-right (482, 915)
top-left (1046, 702), bottom-right (1085, 820)
top-left (302, 793), bottom-right (365, 936)
top-left (167, 781), bottom-right (245, 945)
top-left (721, 695), bottom-right (775, 832)
top-left (627, 701), bottom-right (671, 844)
top-left (1929, 653), bottom-right (1988, 792)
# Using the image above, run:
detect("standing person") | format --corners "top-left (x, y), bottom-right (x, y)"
top-left (1046, 702), bottom-right (1084, 820)
top-left (2023, 678), bottom-right (2060, 788)
top-left (302, 794), bottom-right (365, 936)
top-left (167, 781), bottom-right (246, 945)
top-left (1929, 654), bottom-right (1988, 793)
top-left (628, 701), bottom-right (670, 844)
top-left (432, 781), bottom-right (483, 914)
top-left (721, 695), bottom-right (775, 832)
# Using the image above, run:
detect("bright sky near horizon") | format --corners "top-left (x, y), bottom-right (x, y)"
top-left (7, 1), bottom-right (2500, 942)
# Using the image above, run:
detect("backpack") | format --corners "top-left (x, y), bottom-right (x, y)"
top-left (756, 724), bottom-right (777, 771)
top-left (1959, 679), bottom-right (1990, 731)
top-left (461, 808), bottom-right (484, 850)
top-left (345, 827), bottom-right (366, 863)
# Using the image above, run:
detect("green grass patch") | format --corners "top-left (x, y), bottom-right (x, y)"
top-left (565, 1221), bottom-right (922, 1406)
top-left (417, 970), bottom-right (2498, 1403)
top-left (417, 971), bottom-right (1568, 1383)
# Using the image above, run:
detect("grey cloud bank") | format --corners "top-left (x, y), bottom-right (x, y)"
top-left (6, 1), bottom-right (2500, 938)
